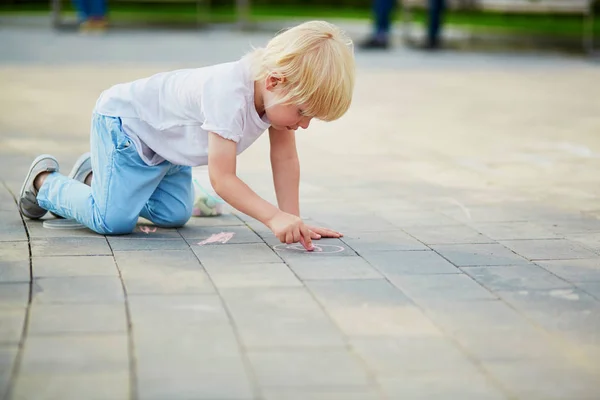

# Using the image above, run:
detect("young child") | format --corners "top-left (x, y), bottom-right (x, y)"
top-left (18, 20), bottom-right (355, 251)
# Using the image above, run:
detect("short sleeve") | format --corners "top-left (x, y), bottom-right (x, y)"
top-left (200, 74), bottom-right (246, 143)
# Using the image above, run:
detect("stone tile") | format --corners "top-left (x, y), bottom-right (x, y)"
top-left (108, 237), bottom-right (190, 251)
top-left (473, 221), bottom-right (559, 240)
top-left (0, 211), bottom-right (27, 241)
top-left (350, 337), bottom-right (474, 375)
top-left (0, 346), bottom-right (18, 397)
top-left (0, 241), bottom-right (28, 262)
top-left (128, 294), bottom-right (231, 329)
top-left (192, 243), bottom-right (282, 267)
top-left (179, 224), bottom-right (263, 244)
top-left (383, 210), bottom-right (461, 228)
top-left (114, 250), bottom-right (214, 294)
top-left (536, 259), bottom-right (600, 282)
top-left (204, 262), bottom-right (301, 288)
top-left (497, 289), bottom-right (600, 344)
top-left (25, 218), bottom-right (97, 238)
top-left (308, 212), bottom-right (399, 232)
top-left (12, 372), bottom-right (130, 400)
top-left (286, 256), bottom-right (383, 280)
top-left (364, 250), bottom-right (460, 275)
top-left (500, 239), bottom-right (598, 261)
top-left (377, 373), bottom-right (506, 400)
top-left (565, 233), bottom-right (600, 253)
top-left (389, 274), bottom-right (497, 305)
top-left (261, 388), bottom-right (383, 400)
top-left (247, 349), bottom-right (370, 387)
top-left (182, 213), bottom-right (246, 227)
top-left (31, 237), bottom-right (112, 257)
top-left (432, 243), bottom-right (531, 266)
top-left (463, 265), bottom-right (572, 292)
top-left (0, 308), bottom-right (25, 344)
top-left (0, 260), bottom-right (29, 283)
top-left (484, 361), bottom-right (599, 400)
top-left (342, 231), bottom-right (428, 253)
top-left (271, 238), bottom-right (358, 258)
top-left (20, 335), bottom-right (129, 373)
top-left (403, 224), bottom-right (493, 244)
top-left (541, 217), bottom-right (600, 235)
top-left (576, 281), bottom-right (600, 300)
top-left (129, 223), bottom-right (183, 238)
top-left (31, 277), bottom-right (124, 304)
top-left (33, 256), bottom-right (118, 278)
top-left (440, 205), bottom-right (530, 224)
top-left (220, 288), bottom-right (345, 347)
top-left (28, 304), bottom-right (127, 335)
top-left (306, 280), bottom-right (442, 337)
top-left (0, 283), bottom-right (29, 309)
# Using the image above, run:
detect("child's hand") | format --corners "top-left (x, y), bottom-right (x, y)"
top-left (306, 225), bottom-right (343, 240)
top-left (268, 211), bottom-right (314, 251)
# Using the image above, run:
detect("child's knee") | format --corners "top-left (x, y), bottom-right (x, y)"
top-left (154, 202), bottom-right (192, 228)
top-left (93, 212), bottom-right (137, 235)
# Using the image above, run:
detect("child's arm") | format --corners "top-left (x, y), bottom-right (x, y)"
top-left (268, 127), bottom-right (343, 239)
top-left (208, 132), bottom-right (314, 249)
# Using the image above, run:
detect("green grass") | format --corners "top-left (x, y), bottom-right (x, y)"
top-left (1, 3), bottom-right (598, 38)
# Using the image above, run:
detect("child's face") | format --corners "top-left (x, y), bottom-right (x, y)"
top-left (265, 101), bottom-right (313, 132)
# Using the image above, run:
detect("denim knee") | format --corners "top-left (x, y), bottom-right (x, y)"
top-left (92, 210), bottom-right (138, 235)
top-left (152, 202), bottom-right (192, 228)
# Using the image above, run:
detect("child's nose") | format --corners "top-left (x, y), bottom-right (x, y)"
top-left (299, 117), bottom-right (311, 129)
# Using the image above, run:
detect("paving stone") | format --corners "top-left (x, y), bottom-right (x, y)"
top-left (19, 335), bottom-right (129, 373)
top-left (0, 346), bottom-right (18, 398)
top-left (496, 289), bottom-right (600, 345)
top-left (179, 224), bottom-right (263, 244)
top-left (383, 210), bottom-right (461, 228)
top-left (341, 231), bottom-right (429, 253)
top-left (219, 288), bottom-right (345, 347)
top-left (0, 241), bottom-right (28, 262)
top-left (204, 262), bottom-right (301, 288)
top-left (402, 224), bottom-right (493, 244)
top-left (389, 274), bottom-right (497, 305)
top-left (0, 260), bottom-right (29, 283)
top-left (565, 233), bottom-right (600, 253)
top-left (128, 294), bottom-right (231, 329)
top-left (33, 255), bottom-right (118, 278)
top-left (12, 372), bottom-right (130, 400)
top-left (134, 321), bottom-right (253, 400)
top-left (108, 237), bottom-right (190, 251)
top-left (128, 224), bottom-right (183, 239)
top-left (350, 337), bottom-right (474, 375)
top-left (0, 309), bottom-right (25, 345)
top-left (484, 361), bottom-right (599, 400)
top-left (363, 250), bottom-right (460, 275)
top-left (306, 280), bottom-right (442, 337)
top-left (575, 281), bottom-right (600, 300)
top-left (261, 388), bottom-right (383, 400)
top-left (31, 277), bottom-right (124, 304)
top-left (0, 283), bottom-right (29, 309)
top-left (271, 238), bottom-right (358, 258)
top-left (473, 221), bottom-right (559, 240)
top-left (377, 372), bottom-right (507, 400)
top-left (28, 304), bottom-right (127, 335)
top-left (25, 218), bottom-right (97, 239)
top-left (307, 212), bottom-right (399, 233)
top-left (0, 211), bottom-right (27, 241)
top-left (285, 256), bottom-right (383, 280)
top-left (463, 265), bottom-right (572, 292)
top-left (541, 217), bottom-right (600, 235)
top-left (440, 205), bottom-right (531, 224)
top-left (114, 250), bottom-right (214, 294)
top-left (31, 237), bottom-right (112, 257)
top-left (536, 259), bottom-right (600, 282)
top-left (182, 213), bottom-right (246, 227)
top-left (500, 239), bottom-right (598, 260)
top-left (431, 243), bottom-right (531, 266)
top-left (247, 349), bottom-right (371, 387)
top-left (192, 243), bottom-right (282, 267)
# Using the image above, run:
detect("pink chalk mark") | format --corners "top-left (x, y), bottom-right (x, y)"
top-left (140, 226), bottom-right (157, 234)
top-left (197, 232), bottom-right (235, 246)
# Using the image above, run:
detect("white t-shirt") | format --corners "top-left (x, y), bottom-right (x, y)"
top-left (94, 58), bottom-right (271, 166)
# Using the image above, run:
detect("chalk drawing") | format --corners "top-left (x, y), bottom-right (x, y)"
top-left (274, 243), bottom-right (345, 254)
top-left (139, 226), bottom-right (157, 234)
top-left (197, 232), bottom-right (235, 246)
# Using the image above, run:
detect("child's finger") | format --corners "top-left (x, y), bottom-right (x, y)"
top-left (309, 230), bottom-right (322, 240)
top-left (300, 226), bottom-right (314, 251)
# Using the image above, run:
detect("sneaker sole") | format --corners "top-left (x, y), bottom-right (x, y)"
top-left (19, 154), bottom-right (59, 219)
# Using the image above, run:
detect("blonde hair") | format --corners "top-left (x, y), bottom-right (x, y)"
top-left (246, 20), bottom-right (355, 122)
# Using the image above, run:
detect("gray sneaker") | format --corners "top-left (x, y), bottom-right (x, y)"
top-left (19, 154), bottom-right (60, 219)
top-left (50, 152), bottom-right (92, 219)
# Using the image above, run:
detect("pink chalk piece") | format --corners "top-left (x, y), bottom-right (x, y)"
top-left (197, 232), bottom-right (235, 246)
top-left (140, 226), bottom-right (157, 234)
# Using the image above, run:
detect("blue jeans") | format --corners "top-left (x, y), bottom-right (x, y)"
top-left (37, 114), bottom-right (193, 235)
top-left (373, 0), bottom-right (395, 37)
top-left (72, 0), bottom-right (107, 21)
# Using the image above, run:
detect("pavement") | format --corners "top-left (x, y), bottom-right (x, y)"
top-left (1, 16), bottom-right (600, 400)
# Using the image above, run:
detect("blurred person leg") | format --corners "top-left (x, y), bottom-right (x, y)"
top-left (89, 0), bottom-right (108, 30)
top-left (425, 0), bottom-right (446, 49)
top-left (72, 0), bottom-right (91, 26)
top-left (360, 0), bottom-right (395, 50)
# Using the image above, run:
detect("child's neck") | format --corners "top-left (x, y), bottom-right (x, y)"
top-left (254, 80), bottom-right (266, 118)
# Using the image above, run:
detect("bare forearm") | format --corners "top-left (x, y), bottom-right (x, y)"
top-left (212, 174), bottom-right (279, 226)
top-left (271, 155), bottom-right (300, 216)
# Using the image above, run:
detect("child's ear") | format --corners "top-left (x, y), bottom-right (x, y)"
top-left (266, 74), bottom-right (286, 91)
